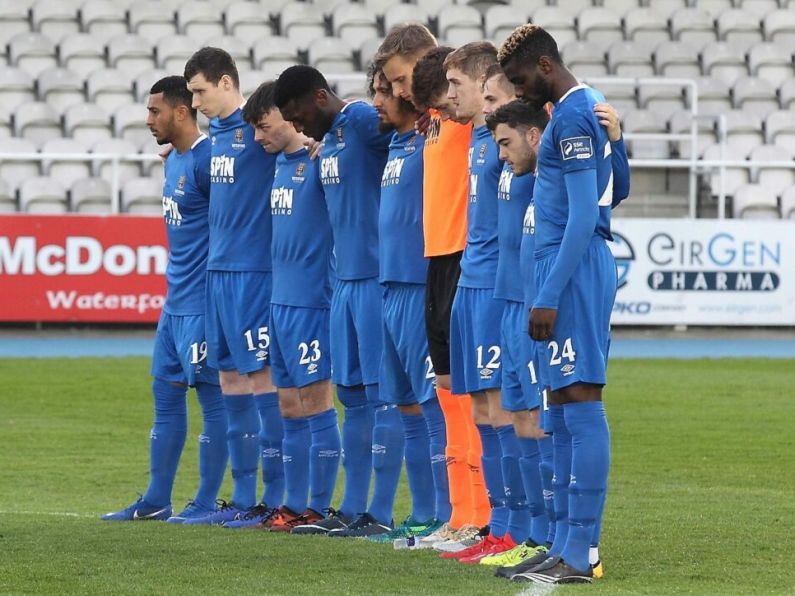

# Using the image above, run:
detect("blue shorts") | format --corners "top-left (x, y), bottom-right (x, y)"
top-left (270, 304), bottom-right (331, 389)
top-left (206, 270), bottom-right (272, 374)
top-left (331, 277), bottom-right (383, 386)
top-left (500, 300), bottom-right (542, 412)
top-left (151, 311), bottom-right (219, 386)
top-left (535, 238), bottom-right (617, 391)
top-left (381, 283), bottom-right (436, 406)
top-left (449, 286), bottom-right (504, 395)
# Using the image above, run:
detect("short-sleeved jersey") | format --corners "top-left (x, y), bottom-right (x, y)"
top-left (458, 124), bottom-right (502, 289)
top-left (495, 163), bottom-right (535, 303)
top-left (520, 194), bottom-right (536, 312)
top-left (270, 147), bottom-right (333, 309)
top-left (422, 112), bottom-right (471, 257)
top-left (319, 101), bottom-right (390, 281)
top-left (162, 134), bottom-right (212, 316)
top-left (533, 85), bottom-right (613, 253)
top-left (208, 107), bottom-right (275, 272)
top-left (379, 129), bottom-right (427, 284)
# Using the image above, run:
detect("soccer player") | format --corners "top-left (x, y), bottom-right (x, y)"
top-left (234, 82), bottom-right (339, 532)
top-left (181, 48), bottom-right (283, 525)
top-left (274, 66), bottom-right (396, 537)
top-left (379, 27), bottom-right (489, 551)
top-left (499, 24), bottom-right (623, 583)
top-left (441, 41), bottom-right (518, 564)
top-left (364, 62), bottom-right (451, 544)
top-left (102, 76), bottom-right (227, 523)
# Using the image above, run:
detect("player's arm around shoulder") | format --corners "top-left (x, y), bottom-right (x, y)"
top-left (346, 100), bottom-right (392, 153)
top-left (193, 137), bottom-right (213, 200)
top-left (594, 102), bottom-right (630, 207)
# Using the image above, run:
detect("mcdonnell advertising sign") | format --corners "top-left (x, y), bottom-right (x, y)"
top-left (609, 218), bottom-right (795, 326)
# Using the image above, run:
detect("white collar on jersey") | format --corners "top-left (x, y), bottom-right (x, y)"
top-left (191, 133), bottom-right (208, 150)
top-left (558, 83), bottom-right (589, 105)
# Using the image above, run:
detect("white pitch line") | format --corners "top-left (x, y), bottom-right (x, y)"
top-left (516, 583), bottom-right (558, 596)
top-left (0, 510), bottom-right (95, 519)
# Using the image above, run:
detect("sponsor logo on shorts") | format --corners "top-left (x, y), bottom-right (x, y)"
top-left (256, 349), bottom-right (267, 361)
top-left (561, 363), bottom-right (575, 376)
top-left (480, 368), bottom-right (494, 380)
top-left (307, 363), bottom-right (318, 375)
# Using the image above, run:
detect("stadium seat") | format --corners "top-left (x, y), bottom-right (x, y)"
top-left (205, 35), bottom-right (253, 71)
top-left (779, 79), bottom-right (795, 110)
top-left (19, 176), bottom-right (68, 214)
top-left (722, 109), bottom-right (765, 151)
top-left (638, 81), bottom-right (686, 120)
top-left (133, 69), bottom-right (168, 102)
top-left (80, 0), bottom-right (129, 39)
top-left (484, 6), bottom-right (527, 46)
top-left (0, 138), bottom-right (40, 191)
top-left (121, 177), bottom-right (163, 214)
top-left (591, 79), bottom-right (638, 115)
top-left (551, 0), bottom-right (593, 13)
top-left (623, 8), bottom-right (671, 45)
top-left (670, 8), bottom-right (718, 49)
top-left (14, 102), bottom-right (62, 148)
top-left (762, 9), bottom-right (795, 45)
top-left (155, 35), bottom-right (202, 72)
top-left (64, 102), bottom-right (112, 144)
top-left (9, 32), bottom-right (59, 78)
top-left (577, 8), bottom-right (624, 44)
top-left (654, 41), bottom-right (702, 78)
top-left (695, 76), bottom-right (732, 116)
top-left (107, 35), bottom-right (157, 77)
top-left (308, 37), bottom-right (355, 74)
top-left (732, 76), bottom-right (779, 116)
top-left (639, 0), bottom-right (687, 17)
top-left (0, 1), bottom-right (34, 48)
top-left (238, 69), bottom-right (265, 97)
top-left (358, 37), bottom-right (383, 69)
top-left (732, 183), bottom-right (780, 218)
top-left (128, 1), bottom-right (178, 44)
top-left (602, 0), bottom-right (641, 13)
top-left (608, 41), bottom-right (655, 77)
top-left (0, 179), bottom-right (17, 213)
top-left (623, 109), bottom-right (670, 159)
top-left (384, 4), bottom-right (431, 34)
top-left (780, 186), bottom-right (795, 218)
top-left (765, 111), bottom-right (795, 153)
top-left (91, 138), bottom-right (142, 186)
top-left (332, 3), bottom-right (379, 50)
top-left (41, 138), bottom-right (93, 189)
top-left (670, 109), bottom-right (717, 158)
top-left (279, 2), bottom-right (327, 49)
top-left (70, 177), bottom-right (112, 213)
top-left (252, 37), bottom-right (301, 77)
top-left (224, 2), bottom-right (274, 44)
top-left (438, 5), bottom-right (484, 47)
top-left (738, 0), bottom-right (780, 18)
top-left (749, 144), bottom-right (795, 197)
top-left (561, 41), bottom-right (609, 77)
top-left (702, 143), bottom-right (751, 198)
top-left (37, 68), bottom-right (86, 114)
top-left (693, 0), bottom-right (734, 17)
top-left (747, 42), bottom-right (794, 87)
top-left (113, 103), bottom-right (150, 147)
top-left (716, 8), bottom-right (764, 53)
top-left (87, 68), bottom-right (135, 112)
top-left (31, 0), bottom-right (81, 42)
top-left (0, 67), bottom-right (36, 114)
top-left (59, 34), bottom-right (107, 78)
top-left (363, 0), bottom-right (400, 17)
top-left (312, 0), bottom-right (352, 16)
top-left (701, 41), bottom-right (749, 85)
top-left (177, 2), bottom-right (225, 39)
top-left (531, 7), bottom-right (577, 48)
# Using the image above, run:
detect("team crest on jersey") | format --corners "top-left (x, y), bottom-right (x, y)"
top-left (477, 143), bottom-right (487, 164)
top-left (292, 161), bottom-right (306, 183)
top-left (404, 134), bottom-right (417, 153)
top-left (232, 128), bottom-right (246, 149)
top-left (175, 174), bottom-right (186, 196)
top-left (336, 127), bottom-right (345, 149)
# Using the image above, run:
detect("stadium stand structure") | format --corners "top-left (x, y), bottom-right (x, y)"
top-left (0, 0), bottom-right (791, 218)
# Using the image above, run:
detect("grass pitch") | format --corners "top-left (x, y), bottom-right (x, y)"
top-left (1, 357), bottom-right (793, 595)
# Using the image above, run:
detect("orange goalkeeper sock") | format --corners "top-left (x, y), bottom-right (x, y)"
top-left (438, 387), bottom-right (473, 529)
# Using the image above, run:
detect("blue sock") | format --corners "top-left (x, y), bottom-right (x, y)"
top-left (307, 408), bottom-right (341, 513)
top-left (400, 411), bottom-right (435, 523)
top-left (282, 416), bottom-right (310, 514)
top-left (336, 385), bottom-right (373, 518)
top-left (497, 425), bottom-right (530, 543)
top-left (367, 404), bottom-right (404, 524)
top-left (548, 405), bottom-right (571, 556)
top-left (224, 393), bottom-right (260, 510)
top-left (538, 435), bottom-right (555, 545)
top-left (477, 424), bottom-right (508, 538)
top-left (143, 379), bottom-right (187, 507)
top-left (255, 392), bottom-right (284, 507)
top-left (560, 401), bottom-right (610, 572)
top-left (518, 435), bottom-right (547, 546)
top-left (193, 383), bottom-right (228, 511)
top-left (421, 398), bottom-right (451, 522)
top-left (592, 488), bottom-right (607, 551)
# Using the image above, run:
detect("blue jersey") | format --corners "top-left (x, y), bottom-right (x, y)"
top-left (495, 163), bottom-right (535, 303)
top-left (379, 130), bottom-right (427, 284)
top-left (161, 134), bottom-right (211, 316)
top-left (270, 147), bottom-right (333, 309)
top-left (208, 107), bottom-right (275, 272)
top-left (319, 101), bottom-right (391, 281)
top-left (520, 193), bottom-right (536, 313)
top-left (533, 85), bottom-right (613, 254)
top-left (458, 124), bottom-right (502, 289)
